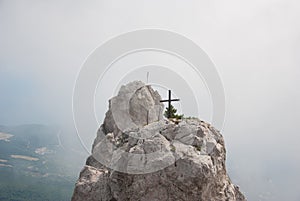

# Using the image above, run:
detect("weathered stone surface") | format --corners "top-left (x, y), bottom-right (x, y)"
top-left (71, 166), bottom-right (112, 201)
top-left (129, 84), bottom-right (163, 127)
top-left (104, 81), bottom-right (164, 135)
top-left (72, 81), bottom-right (246, 201)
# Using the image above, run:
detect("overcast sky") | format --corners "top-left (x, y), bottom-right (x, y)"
top-left (1, 0), bottom-right (300, 200)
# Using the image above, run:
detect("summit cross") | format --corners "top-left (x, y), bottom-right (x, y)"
top-left (160, 90), bottom-right (180, 118)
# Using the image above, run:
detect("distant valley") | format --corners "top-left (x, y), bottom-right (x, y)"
top-left (0, 124), bottom-right (87, 201)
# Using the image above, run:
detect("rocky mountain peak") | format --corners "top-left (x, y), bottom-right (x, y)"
top-left (72, 81), bottom-right (246, 201)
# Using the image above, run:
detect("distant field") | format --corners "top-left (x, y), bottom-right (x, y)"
top-left (10, 154), bottom-right (39, 161)
top-left (0, 159), bottom-right (8, 163)
top-left (0, 164), bottom-right (12, 168)
top-left (0, 132), bottom-right (13, 142)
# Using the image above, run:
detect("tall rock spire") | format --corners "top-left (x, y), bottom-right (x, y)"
top-left (72, 81), bottom-right (246, 201)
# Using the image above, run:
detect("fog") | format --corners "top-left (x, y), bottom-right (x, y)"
top-left (1, 0), bottom-right (300, 200)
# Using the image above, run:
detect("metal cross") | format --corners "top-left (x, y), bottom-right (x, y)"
top-left (160, 90), bottom-right (180, 118)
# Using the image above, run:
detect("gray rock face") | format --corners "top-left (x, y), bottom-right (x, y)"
top-left (72, 81), bottom-right (246, 201)
top-left (104, 81), bottom-right (164, 135)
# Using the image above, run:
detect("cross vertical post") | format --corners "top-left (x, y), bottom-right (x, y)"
top-left (168, 90), bottom-right (171, 118)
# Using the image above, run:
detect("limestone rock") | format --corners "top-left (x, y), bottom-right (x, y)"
top-left (72, 81), bottom-right (246, 201)
top-left (103, 81), bottom-right (164, 135)
top-left (72, 166), bottom-right (112, 201)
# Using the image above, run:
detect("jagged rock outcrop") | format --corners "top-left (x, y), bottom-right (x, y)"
top-left (72, 81), bottom-right (246, 201)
